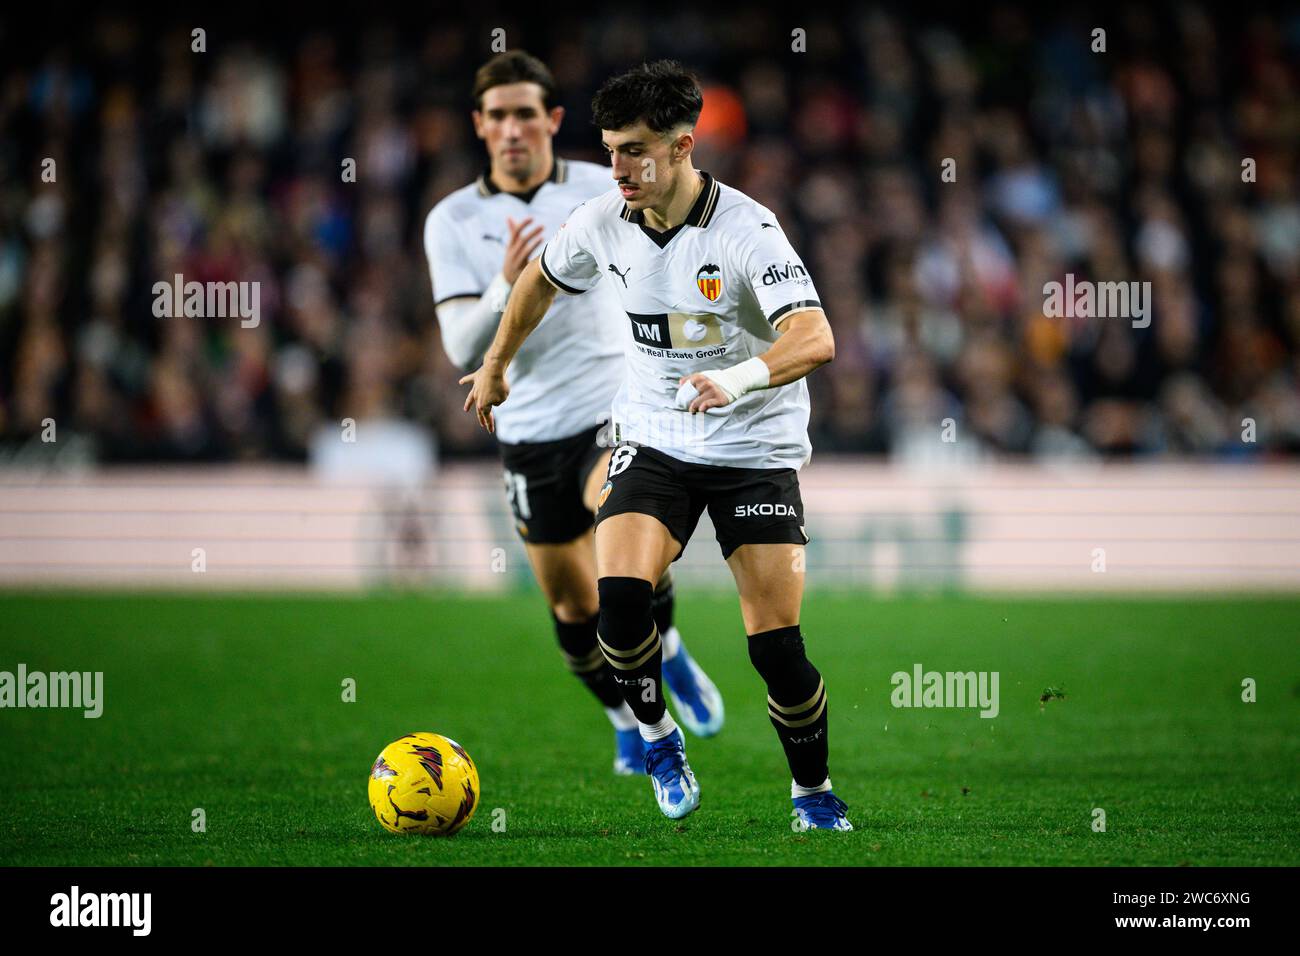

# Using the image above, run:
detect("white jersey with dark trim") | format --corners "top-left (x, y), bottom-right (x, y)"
top-left (424, 158), bottom-right (624, 444)
top-left (538, 171), bottom-right (821, 470)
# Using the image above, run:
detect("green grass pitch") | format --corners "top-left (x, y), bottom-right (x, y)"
top-left (0, 591), bottom-right (1296, 866)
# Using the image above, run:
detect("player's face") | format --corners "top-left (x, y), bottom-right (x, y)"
top-left (602, 122), bottom-right (684, 210)
top-left (473, 83), bottom-right (562, 180)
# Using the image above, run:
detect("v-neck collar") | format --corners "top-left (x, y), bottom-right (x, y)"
top-left (476, 158), bottom-right (566, 204)
top-left (619, 171), bottom-right (720, 249)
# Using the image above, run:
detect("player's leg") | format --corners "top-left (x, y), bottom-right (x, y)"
top-left (587, 450), bottom-right (681, 636)
top-left (654, 564), bottom-right (725, 736)
top-left (725, 542), bottom-right (850, 830)
top-left (723, 543), bottom-right (821, 791)
top-left (582, 449), bottom-right (723, 737)
top-left (520, 535), bottom-right (642, 774)
top-left (592, 511), bottom-right (678, 730)
top-left (592, 444), bottom-right (704, 818)
top-left (586, 451), bottom-right (684, 649)
top-left (502, 434), bottom-right (641, 775)
top-left (712, 470), bottom-right (852, 831)
top-left (584, 450), bottom-right (671, 729)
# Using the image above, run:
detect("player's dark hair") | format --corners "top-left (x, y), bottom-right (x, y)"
top-left (591, 60), bottom-right (703, 134)
top-left (473, 50), bottom-right (556, 110)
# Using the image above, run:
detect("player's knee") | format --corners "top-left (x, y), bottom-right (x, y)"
top-left (747, 625), bottom-right (814, 685)
top-left (553, 603), bottom-right (598, 623)
top-left (597, 576), bottom-right (653, 619)
top-left (550, 610), bottom-right (598, 657)
top-left (597, 576), bottom-right (655, 647)
top-left (551, 594), bottom-right (599, 623)
top-left (654, 567), bottom-right (674, 593)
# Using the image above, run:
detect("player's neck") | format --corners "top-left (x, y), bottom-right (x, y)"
top-left (642, 167), bottom-right (703, 232)
top-left (489, 153), bottom-right (554, 196)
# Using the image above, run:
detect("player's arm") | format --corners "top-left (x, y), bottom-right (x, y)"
top-left (459, 257), bottom-right (557, 432)
top-left (679, 307), bottom-right (834, 414)
top-left (431, 216), bottom-right (546, 371)
top-left (434, 292), bottom-right (506, 371)
top-left (461, 208), bottom-right (601, 432)
top-left (678, 219), bottom-right (834, 414)
top-left (754, 306), bottom-right (835, 384)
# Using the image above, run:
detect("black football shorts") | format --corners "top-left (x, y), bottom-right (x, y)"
top-left (498, 424), bottom-right (610, 544)
top-left (593, 442), bottom-right (809, 560)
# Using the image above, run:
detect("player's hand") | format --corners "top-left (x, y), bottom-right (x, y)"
top-left (502, 216), bottom-right (547, 284)
top-left (460, 366), bottom-right (510, 433)
top-left (677, 373), bottom-right (732, 414)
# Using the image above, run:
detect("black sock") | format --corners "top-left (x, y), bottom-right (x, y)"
top-left (650, 574), bottom-right (675, 638)
top-left (553, 612), bottom-right (625, 710)
top-left (596, 577), bottom-right (665, 725)
top-left (748, 625), bottom-right (829, 788)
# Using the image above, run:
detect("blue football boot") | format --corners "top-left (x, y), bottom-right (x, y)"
top-left (643, 729), bottom-right (700, 819)
top-left (792, 791), bottom-right (853, 831)
top-left (614, 727), bottom-right (646, 776)
top-left (662, 633), bottom-right (725, 737)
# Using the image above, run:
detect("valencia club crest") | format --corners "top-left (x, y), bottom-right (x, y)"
top-left (696, 263), bottom-right (722, 302)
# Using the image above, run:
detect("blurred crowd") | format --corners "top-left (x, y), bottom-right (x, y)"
top-left (2, 4), bottom-right (1299, 463)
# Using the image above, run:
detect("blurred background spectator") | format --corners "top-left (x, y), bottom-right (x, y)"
top-left (1, 4), bottom-right (1298, 464)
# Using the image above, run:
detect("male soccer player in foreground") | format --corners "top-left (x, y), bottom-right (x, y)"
top-left (462, 60), bottom-right (850, 830)
top-left (425, 52), bottom-right (723, 777)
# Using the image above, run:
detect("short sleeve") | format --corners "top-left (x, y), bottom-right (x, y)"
top-left (538, 207), bottom-right (601, 295)
top-left (424, 206), bottom-right (482, 306)
top-left (740, 220), bottom-right (822, 328)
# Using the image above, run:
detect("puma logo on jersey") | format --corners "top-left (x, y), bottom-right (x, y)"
top-left (481, 233), bottom-right (503, 243)
top-left (608, 263), bottom-right (631, 287)
top-left (734, 503), bottom-right (798, 517)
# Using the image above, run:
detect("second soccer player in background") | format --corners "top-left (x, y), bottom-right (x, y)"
top-left (425, 52), bottom-right (725, 780)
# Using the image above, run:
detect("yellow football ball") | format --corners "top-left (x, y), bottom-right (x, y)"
top-left (368, 732), bottom-right (480, 836)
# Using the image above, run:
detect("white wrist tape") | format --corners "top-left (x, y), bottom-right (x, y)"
top-left (484, 272), bottom-right (513, 313)
top-left (698, 356), bottom-right (770, 403)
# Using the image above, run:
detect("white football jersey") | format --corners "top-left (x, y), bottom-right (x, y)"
top-left (539, 172), bottom-right (821, 470)
top-left (424, 158), bottom-right (624, 444)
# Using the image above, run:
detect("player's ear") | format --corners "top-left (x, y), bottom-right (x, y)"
top-left (471, 110), bottom-right (486, 141)
top-left (672, 131), bottom-right (694, 164)
top-left (548, 106), bottom-right (565, 135)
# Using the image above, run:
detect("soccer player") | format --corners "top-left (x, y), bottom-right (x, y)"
top-left (462, 61), bottom-right (851, 830)
top-left (425, 52), bottom-right (724, 777)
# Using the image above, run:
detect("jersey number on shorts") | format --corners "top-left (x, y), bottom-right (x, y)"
top-left (607, 445), bottom-right (638, 478)
top-left (503, 469), bottom-right (532, 520)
